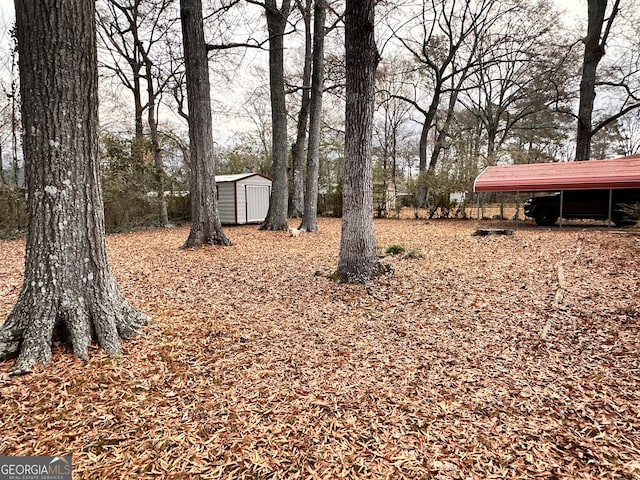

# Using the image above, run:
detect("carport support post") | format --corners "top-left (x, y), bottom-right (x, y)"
top-left (608, 188), bottom-right (613, 227)
top-left (559, 190), bottom-right (564, 229)
top-left (476, 192), bottom-right (481, 221)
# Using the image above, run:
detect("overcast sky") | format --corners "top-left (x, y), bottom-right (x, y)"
top-left (0, 0), bottom-right (587, 27)
top-left (0, 0), bottom-right (11, 22)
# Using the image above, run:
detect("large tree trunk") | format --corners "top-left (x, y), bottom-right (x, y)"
top-left (416, 95), bottom-right (440, 208)
top-left (260, 0), bottom-right (291, 231)
top-left (336, 0), bottom-right (379, 283)
top-left (428, 87), bottom-right (460, 172)
top-left (290, 0), bottom-right (312, 219)
top-left (180, 0), bottom-right (231, 247)
top-left (299, 0), bottom-right (326, 233)
top-left (576, 0), bottom-right (619, 160)
top-left (0, 0), bottom-right (148, 375)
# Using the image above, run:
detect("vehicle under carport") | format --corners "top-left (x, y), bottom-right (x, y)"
top-left (473, 155), bottom-right (640, 226)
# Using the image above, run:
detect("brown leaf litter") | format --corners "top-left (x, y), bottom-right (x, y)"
top-left (1, 218), bottom-right (639, 479)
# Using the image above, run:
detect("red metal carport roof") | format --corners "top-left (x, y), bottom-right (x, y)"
top-left (473, 155), bottom-right (640, 192)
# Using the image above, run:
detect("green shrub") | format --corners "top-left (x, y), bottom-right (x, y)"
top-left (384, 244), bottom-right (406, 255)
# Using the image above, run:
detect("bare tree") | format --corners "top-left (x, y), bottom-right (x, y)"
top-left (299, 0), bottom-right (327, 233)
top-left (576, 0), bottom-right (619, 159)
top-left (618, 111), bottom-right (640, 156)
top-left (388, 0), bottom-right (511, 206)
top-left (97, 0), bottom-right (179, 226)
top-left (180, 0), bottom-right (231, 247)
top-left (0, 25), bottom-right (22, 187)
top-left (460, 0), bottom-right (577, 163)
top-left (289, 0), bottom-right (312, 218)
top-left (247, 0), bottom-right (292, 231)
top-left (389, 0), bottom-right (502, 172)
top-left (336, 0), bottom-right (380, 283)
top-left (0, 0), bottom-right (147, 375)
top-left (575, 0), bottom-right (640, 159)
top-left (374, 60), bottom-right (415, 217)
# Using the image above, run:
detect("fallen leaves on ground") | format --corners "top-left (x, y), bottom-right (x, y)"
top-left (1, 218), bottom-right (639, 479)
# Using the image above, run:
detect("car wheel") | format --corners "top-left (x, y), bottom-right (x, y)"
top-left (534, 208), bottom-right (558, 226)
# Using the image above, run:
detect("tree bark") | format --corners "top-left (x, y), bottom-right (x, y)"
top-left (416, 94), bottom-right (440, 208)
top-left (141, 37), bottom-right (169, 226)
top-left (428, 85), bottom-right (461, 172)
top-left (0, 0), bottom-right (148, 375)
top-left (180, 0), bottom-right (231, 247)
top-left (576, 0), bottom-right (619, 160)
top-left (290, 0), bottom-right (312, 219)
top-left (260, 0), bottom-right (291, 231)
top-left (299, 0), bottom-right (326, 233)
top-left (336, 0), bottom-right (379, 283)
top-left (10, 44), bottom-right (20, 187)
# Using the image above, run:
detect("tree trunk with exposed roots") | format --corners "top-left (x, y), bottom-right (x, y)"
top-left (180, 0), bottom-right (231, 247)
top-left (0, 0), bottom-right (148, 375)
top-left (336, 0), bottom-right (380, 283)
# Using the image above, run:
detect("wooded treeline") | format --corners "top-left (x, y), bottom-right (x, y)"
top-left (1, 0), bottom-right (639, 229)
top-left (1, 0), bottom-right (640, 231)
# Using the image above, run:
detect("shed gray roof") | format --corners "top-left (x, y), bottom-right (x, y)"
top-left (215, 173), bottom-right (271, 183)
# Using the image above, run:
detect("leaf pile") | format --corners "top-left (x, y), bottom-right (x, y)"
top-left (1, 218), bottom-right (639, 479)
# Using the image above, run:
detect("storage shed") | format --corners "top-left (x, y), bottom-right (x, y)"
top-left (215, 173), bottom-right (271, 225)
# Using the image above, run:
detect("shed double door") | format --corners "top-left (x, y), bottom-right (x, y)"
top-left (245, 185), bottom-right (270, 223)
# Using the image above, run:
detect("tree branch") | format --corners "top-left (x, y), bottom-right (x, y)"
top-left (592, 103), bottom-right (640, 135)
top-left (206, 38), bottom-right (269, 51)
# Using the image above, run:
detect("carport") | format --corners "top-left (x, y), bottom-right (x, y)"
top-left (473, 155), bottom-right (640, 225)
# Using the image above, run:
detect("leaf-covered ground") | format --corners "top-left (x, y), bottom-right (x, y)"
top-left (1, 218), bottom-right (639, 479)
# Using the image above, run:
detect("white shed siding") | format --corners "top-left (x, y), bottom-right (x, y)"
top-left (234, 182), bottom-right (247, 224)
top-left (217, 182), bottom-right (238, 224)
top-left (244, 185), bottom-right (270, 222)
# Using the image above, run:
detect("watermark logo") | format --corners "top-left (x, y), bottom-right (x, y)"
top-left (0, 456), bottom-right (72, 480)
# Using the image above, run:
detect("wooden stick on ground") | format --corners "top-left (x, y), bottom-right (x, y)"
top-left (552, 264), bottom-right (566, 309)
top-left (541, 264), bottom-right (567, 340)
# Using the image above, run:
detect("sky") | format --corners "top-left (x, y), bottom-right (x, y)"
top-left (0, 0), bottom-right (589, 52)
top-left (0, 0), bottom-right (590, 144)
top-left (0, 0), bottom-right (588, 26)
top-left (0, 0), bottom-right (11, 23)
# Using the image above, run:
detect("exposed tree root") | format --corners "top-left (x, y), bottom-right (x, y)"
top-left (0, 286), bottom-right (148, 376)
top-left (333, 260), bottom-right (394, 284)
top-left (259, 222), bottom-right (289, 231)
top-left (181, 231), bottom-right (232, 249)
